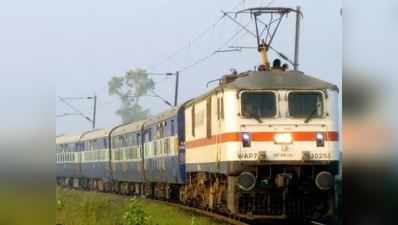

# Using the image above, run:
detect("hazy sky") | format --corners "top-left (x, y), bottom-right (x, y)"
top-left (47, 0), bottom-right (342, 135)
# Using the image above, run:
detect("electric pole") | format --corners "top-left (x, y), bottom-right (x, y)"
top-left (294, 6), bottom-right (302, 71)
top-left (57, 95), bottom-right (97, 129)
top-left (174, 71), bottom-right (179, 106)
top-left (92, 95), bottom-right (97, 129)
top-left (147, 71), bottom-right (180, 107)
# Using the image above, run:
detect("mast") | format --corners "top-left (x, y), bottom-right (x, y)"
top-left (294, 6), bottom-right (301, 71)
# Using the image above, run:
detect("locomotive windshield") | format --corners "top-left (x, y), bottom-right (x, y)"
top-left (241, 92), bottom-right (276, 119)
top-left (288, 92), bottom-right (323, 119)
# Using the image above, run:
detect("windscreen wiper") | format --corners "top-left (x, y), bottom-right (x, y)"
top-left (304, 107), bottom-right (318, 123)
top-left (248, 111), bottom-right (263, 123)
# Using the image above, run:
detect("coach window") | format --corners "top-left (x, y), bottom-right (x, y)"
top-left (127, 133), bottom-right (132, 146)
top-left (97, 139), bottom-right (102, 149)
top-left (136, 133), bottom-right (141, 146)
top-left (93, 140), bottom-right (97, 150)
top-left (104, 138), bottom-right (108, 149)
top-left (159, 124), bottom-right (162, 138)
top-left (128, 133), bottom-right (134, 146)
top-left (117, 136), bottom-right (121, 148)
top-left (124, 135), bottom-right (129, 147)
top-left (95, 139), bottom-right (100, 149)
top-left (89, 140), bottom-right (95, 151)
top-left (136, 133), bottom-right (140, 145)
top-left (156, 124), bottom-right (162, 139)
top-left (132, 133), bottom-right (137, 145)
top-left (171, 120), bottom-right (175, 136)
top-left (112, 137), bottom-right (117, 148)
top-left (146, 129), bottom-right (152, 142)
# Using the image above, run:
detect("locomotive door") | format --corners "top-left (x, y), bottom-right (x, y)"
top-left (215, 92), bottom-right (223, 168)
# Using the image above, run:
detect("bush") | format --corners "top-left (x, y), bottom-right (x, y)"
top-left (123, 198), bottom-right (157, 225)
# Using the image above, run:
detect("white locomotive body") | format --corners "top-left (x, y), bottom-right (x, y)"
top-left (183, 70), bottom-right (340, 219)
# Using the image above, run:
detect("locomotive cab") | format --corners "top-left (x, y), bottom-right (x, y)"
top-left (228, 70), bottom-right (339, 220)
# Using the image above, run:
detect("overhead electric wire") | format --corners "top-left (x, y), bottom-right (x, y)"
top-left (146, 15), bottom-right (226, 71)
top-left (179, 19), bottom-right (252, 72)
top-left (57, 96), bottom-right (92, 122)
top-left (146, 0), bottom-right (246, 71)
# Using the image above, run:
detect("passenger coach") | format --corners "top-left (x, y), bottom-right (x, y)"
top-left (56, 133), bottom-right (82, 188)
top-left (109, 120), bottom-right (145, 194)
top-left (79, 128), bottom-right (112, 191)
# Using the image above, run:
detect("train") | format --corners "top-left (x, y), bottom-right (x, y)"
top-left (56, 65), bottom-right (340, 222)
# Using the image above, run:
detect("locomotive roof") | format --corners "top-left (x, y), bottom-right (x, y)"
top-left (56, 133), bottom-right (83, 144)
top-left (111, 120), bottom-right (146, 136)
top-left (184, 70), bottom-right (338, 107)
top-left (222, 70), bottom-right (338, 91)
top-left (80, 128), bottom-right (110, 141)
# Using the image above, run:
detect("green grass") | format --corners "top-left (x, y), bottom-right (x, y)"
top-left (56, 187), bottom-right (228, 225)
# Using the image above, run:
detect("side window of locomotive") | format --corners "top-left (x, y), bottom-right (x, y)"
top-left (145, 128), bottom-right (152, 142)
top-left (206, 97), bottom-right (212, 138)
top-left (288, 92), bottom-right (323, 117)
top-left (191, 105), bottom-right (195, 137)
top-left (217, 97), bottom-right (224, 120)
top-left (241, 92), bottom-right (276, 118)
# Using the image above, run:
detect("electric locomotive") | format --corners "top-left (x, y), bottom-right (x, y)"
top-left (180, 67), bottom-right (340, 220)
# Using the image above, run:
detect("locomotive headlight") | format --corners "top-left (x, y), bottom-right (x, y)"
top-left (274, 133), bottom-right (293, 144)
top-left (241, 132), bottom-right (251, 147)
top-left (316, 132), bottom-right (325, 147)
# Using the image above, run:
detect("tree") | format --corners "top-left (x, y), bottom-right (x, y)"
top-left (108, 69), bottom-right (155, 123)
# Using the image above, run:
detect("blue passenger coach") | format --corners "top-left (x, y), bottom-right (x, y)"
top-left (56, 133), bottom-right (82, 188)
top-left (79, 128), bottom-right (112, 190)
top-left (109, 120), bottom-right (146, 194)
top-left (141, 107), bottom-right (185, 198)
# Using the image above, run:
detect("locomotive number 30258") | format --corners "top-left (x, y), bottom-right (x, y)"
top-left (310, 153), bottom-right (331, 160)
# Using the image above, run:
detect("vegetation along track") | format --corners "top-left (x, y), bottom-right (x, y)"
top-left (58, 186), bottom-right (330, 225)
